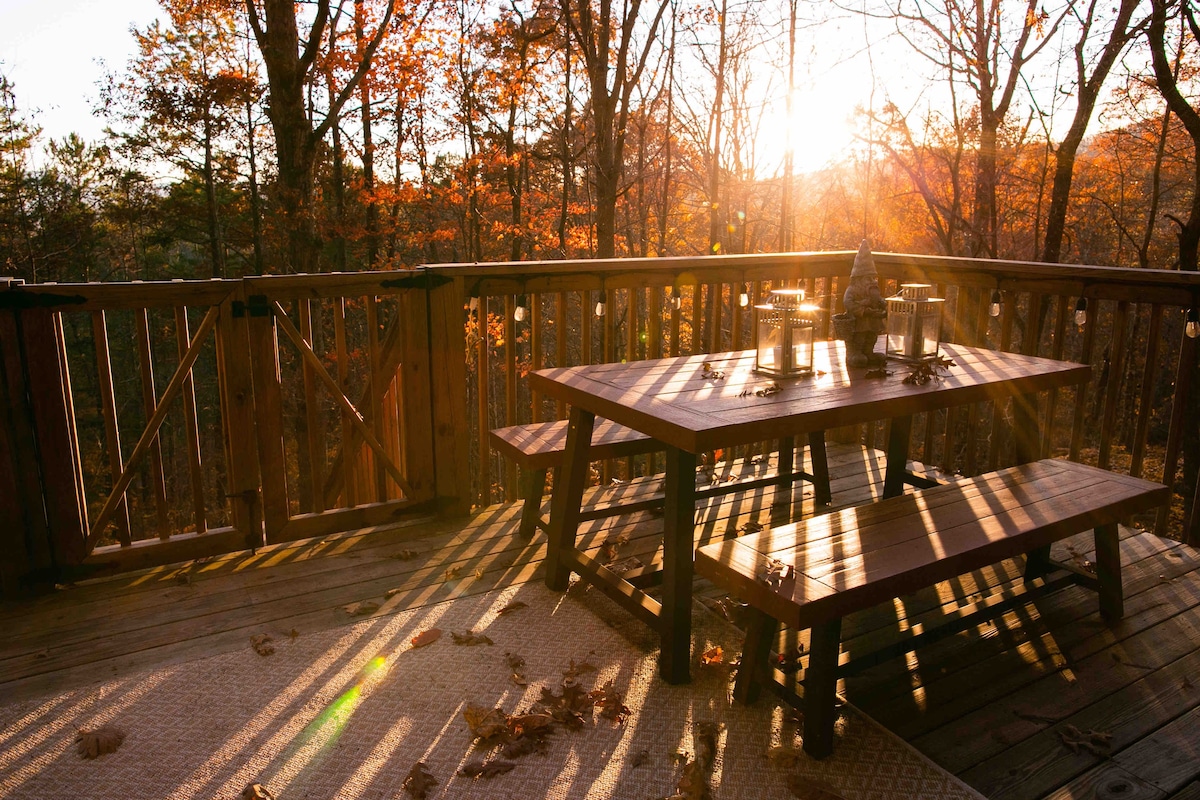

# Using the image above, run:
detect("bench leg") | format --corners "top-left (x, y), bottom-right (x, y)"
top-left (803, 618), bottom-right (842, 759)
top-left (545, 410), bottom-right (594, 592)
top-left (659, 446), bottom-right (697, 685)
top-left (808, 431), bottom-right (832, 506)
top-left (517, 468), bottom-right (548, 539)
top-left (1023, 545), bottom-right (1053, 584)
top-left (1095, 522), bottom-right (1124, 622)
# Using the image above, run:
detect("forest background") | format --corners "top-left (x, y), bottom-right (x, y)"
top-left (3, 0), bottom-right (1200, 285)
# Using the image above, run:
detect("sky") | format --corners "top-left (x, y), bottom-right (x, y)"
top-left (0, 0), bottom-right (162, 151)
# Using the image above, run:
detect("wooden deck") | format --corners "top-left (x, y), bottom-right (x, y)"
top-left (2, 443), bottom-right (1198, 800)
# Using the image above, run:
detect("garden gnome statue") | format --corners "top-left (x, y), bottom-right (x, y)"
top-left (838, 239), bottom-right (888, 367)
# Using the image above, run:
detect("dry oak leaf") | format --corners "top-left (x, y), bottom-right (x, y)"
top-left (562, 657), bottom-right (598, 680)
top-left (464, 704), bottom-right (509, 740)
top-left (76, 726), bottom-right (125, 759)
top-left (699, 646), bottom-right (724, 667)
top-left (390, 549), bottom-right (420, 561)
top-left (1058, 723), bottom-right (1112, 756)
top-left (241, 783), bottom-right (276, 800)
top-left (459, 759), bottom-right (516, 779)
top-left (786, 776), bottom-right (846, 800)
top-left (250, 634), bottom-right (275, 657)
top-left (589, 680), bottom-right (631, 725)
top-left (344, 600), bottom-right (380, 617)
top-left (443, 566), bottom-right (462, 582)
top-left (451, 630), bottom-right (494, 646)
top-left (410, 628), bottom-right (442, 649)
top-left (401, 761), bottom-right (437, 799)
top-left (497, 600), bottom-right (528, 615)
top-left (384, 587), bottom-right (405, 599)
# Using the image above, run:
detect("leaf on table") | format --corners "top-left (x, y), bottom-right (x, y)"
top-left (76, 726), bottom-right (125, 759)
top-left (344, 600), bottom-right (380, 616)
top-left (739, 520), bottom-right (764, 534)
top-left (451, 630), bottom-right (493, 646)
top-left (401, 762), bottom-right (437, 799)
top-left (250, 634), bottom-right (275, 656)
top-left (464, 704), bottom-right (509, 740)
top-left (786, 775), bottom-right (846, 799)
top-left (761, 559), bottom-right (794, 588)
top-left (390, 549), bottom-right (420, 561)
top-left (497, 600), bottom-right (528, 615)
top-left (459, 759), bottom-right (516, 778)
top-left (241, 783), bottom-right (276, 800)
top-left (410, 628), bottom-right (442, 649)
top-left (1058, 723), bottom-right (1112, 756)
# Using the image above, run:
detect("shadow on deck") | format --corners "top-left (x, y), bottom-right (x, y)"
top-left (1, 443), bottom-right (1198, 799)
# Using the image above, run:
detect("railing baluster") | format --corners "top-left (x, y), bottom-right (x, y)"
top-left (173, 306), bottom-right (207, 535)
top-left (90, 310), bottom-right (132, 546)
top-left (299, 299), bottom-right (324, 513)
top-left (1131, 304), bottom-right (1164, 478)
top-left (134, 308), bottom-right (171, 539)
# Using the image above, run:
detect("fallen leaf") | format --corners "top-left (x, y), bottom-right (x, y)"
top-left (474, 567), bottom-right (485, 580)
top-left (497, 601), bottom-right (528, 615)
top-left (761, 558), bottom-right (794, 588)
top-left (606, 556), bottom-right (644, 576)
top-left (630, 748), bottom-right (650, 767)
top-left (459, 759), bottom-right (516, 778)
top-left (174, 572), bottom-right (192, 585)
top-left (287, 629), bottom-right (299, 640)
top-left (1058, 723), bottom-right (1112, 756)
top-left (590, 680), bottom-right (631, 724)
top-left (563, 658), bottom-right (598, 679)
top-left (241, 784), bottom-right (276, 800)
top-left (390, 549), bottom-right (420, 560)
top-left (535, 683), bottom-right (592, 727)
top-left (443, 566), bottom-right (462, 581)
top-left (464, 704), bottom-right (509, 739)
top-left (700, 646), bottom-right (724, 666)
top-left (410, 628), bottom-right (442, 649)
top-left (250, 634), bottom-right (275, 656)
top-left (344, 600), bottom-right (380, 616)
top-left (401, 762), bottom-right (437, 799)
top-left (777, 646), bottom-right (806, 674)
top-left (384, 587), bottom-right (404, 599)
top-left (451, 630), bottom-right (494, 646)
top-left (740, 520), bottom-right (764, 534)
top-left (33, 648), bottom-right (49, 659)
top-left (786, 775), bottom-right (846, 799)
top-left (505, 652), bottom-right (527, 684)
top-left (76, 726), bottom-right (125, 759)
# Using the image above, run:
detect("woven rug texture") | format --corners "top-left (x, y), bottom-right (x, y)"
top-left (0, 583), bottom-right (985, 800)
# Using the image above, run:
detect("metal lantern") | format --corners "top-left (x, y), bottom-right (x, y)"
top-left (754, 288), bottom-right (820, 377)
top-left (886, 283), bottom-right (945, 361)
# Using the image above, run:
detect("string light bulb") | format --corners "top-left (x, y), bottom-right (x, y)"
top-left (595, 296), bottom-right (606, 317)
top-left (1073, 296), bottom-right (1088, 326)
top-left (738, 283), bottom-right (750, 307)
top-left (513, 294), bottom-right (527, 322)
top-left (468, 295), bottom-right (479, 313)
top-left (670, 286), bottom-right (682, 310)
top-left (989, 290), bottom-right (1002, 318)
top-left (1187, 307), bottom-right (1200, 339)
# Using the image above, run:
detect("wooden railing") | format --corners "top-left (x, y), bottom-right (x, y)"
top-left (2, 252), bottom-right (1197, 592)
top-left (428, 252), bottom-right (1200, 546)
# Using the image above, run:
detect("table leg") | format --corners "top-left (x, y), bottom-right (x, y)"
top-left (1095, 522), bottom-right (1123, 622)
top-left (659, 446), bottom-right (697, 684)
top-left (732, 608), bottom-right (778, 704)
top-left (544, 408), bottom-right (595, 592)
top-left (808, 431), bottom-right (832, 506)
top-left (517, 468), bottom-right (548, 540)
top-left (774, 436), bottom-right (795, 505)
top-left (1014, 391), bottom-right (1052, 583)
top-left (882, 415), bottom-right (913, 499)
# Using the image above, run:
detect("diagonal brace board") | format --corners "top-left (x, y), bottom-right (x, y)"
top-left (86, 304), bottom-right (222, 550)
top-left (269, 300), bottom-right (416, 500)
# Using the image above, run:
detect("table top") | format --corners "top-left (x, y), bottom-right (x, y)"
top-left (528, 341), bottom-right (1091, 454)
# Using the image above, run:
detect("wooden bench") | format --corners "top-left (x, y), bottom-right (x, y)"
top-left (490, 418), bottom-right (832, 539)
top-left (694, 459), bottom-right (1169, 758)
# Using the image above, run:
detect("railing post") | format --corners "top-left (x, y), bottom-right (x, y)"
top-left (216, 285), bottom-right (265, 549)
top-left (1, 296), bottom-right (88, 572)
top-left (418, 270), bottom-right (471, 515)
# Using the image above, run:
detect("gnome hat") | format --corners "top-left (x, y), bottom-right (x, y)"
top-left (850, 239), bottom-right (877, 279)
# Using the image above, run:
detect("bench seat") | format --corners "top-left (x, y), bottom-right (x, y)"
top-left (490, 418), bottom-right (832, 539)
top-left (695, 458), bottom-right (1169, 758)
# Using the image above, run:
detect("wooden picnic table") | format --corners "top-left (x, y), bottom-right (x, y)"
top-left (528, 341), bottom-right (1091, 684)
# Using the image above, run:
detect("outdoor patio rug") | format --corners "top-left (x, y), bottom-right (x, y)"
top-left (0, 582), bottom-right (985, 800)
